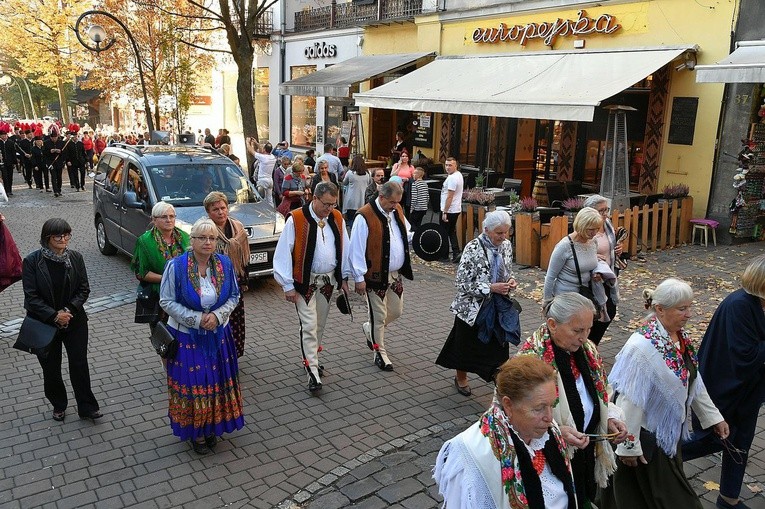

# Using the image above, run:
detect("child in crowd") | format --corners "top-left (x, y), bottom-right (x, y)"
top-left (409, 167), bottom-right (429, 230)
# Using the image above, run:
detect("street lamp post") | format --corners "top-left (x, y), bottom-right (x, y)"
top-left (74, 10), bottom-right (155, 138)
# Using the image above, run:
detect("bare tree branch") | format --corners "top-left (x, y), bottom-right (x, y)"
top-left (176, 38), bottom-right (231, 54)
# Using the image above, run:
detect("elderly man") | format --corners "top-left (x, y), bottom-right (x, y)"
top-left (350, 181), bottom-right (413, 371)
top-left (274, 181), bottom-right (351, 392)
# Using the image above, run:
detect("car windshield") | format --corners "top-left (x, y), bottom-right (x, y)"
top-left (146, 163), bottom-right (256, 206)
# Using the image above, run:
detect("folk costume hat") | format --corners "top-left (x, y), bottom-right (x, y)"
top-left (336, 288), bottom-right (353, 319)
top-left (0, 121), bottom-right (11, 135)
top-left (412, 222), bottom-right (449, 261)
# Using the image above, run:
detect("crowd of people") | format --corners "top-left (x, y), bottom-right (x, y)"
top-left (9, 136), bottom-right (763, 505)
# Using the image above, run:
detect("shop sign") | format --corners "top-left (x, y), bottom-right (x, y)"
top-left (189, 95), bottom-right (212, 106)
top-left (305, 42), bottom-right (337, 59)
top-left (412, 112), bottom-right (433, 147)
top-left (668, 97), bottom-right (699, 146)
top-left (472, 10), bottom-right (621, 47)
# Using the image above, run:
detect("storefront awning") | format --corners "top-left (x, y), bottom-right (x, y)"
top-left (279, 52), bottom-right (435, 98)
top-left (354, 46), bottom-right (696, 122)
top-left (695, 40), bottom-right (765, 83)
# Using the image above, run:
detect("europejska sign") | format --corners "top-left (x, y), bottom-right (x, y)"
top-left (472, 10), bottom-right (621, 47)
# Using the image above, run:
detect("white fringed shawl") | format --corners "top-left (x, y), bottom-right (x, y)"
top-left (608, 320), bottom-right (702, 457)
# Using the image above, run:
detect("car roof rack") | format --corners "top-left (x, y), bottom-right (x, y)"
top-left (109, 143), bottom-right (221, 157)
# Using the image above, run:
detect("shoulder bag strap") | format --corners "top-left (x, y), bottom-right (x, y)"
top-left (568, 236), bottom-right (584, 286)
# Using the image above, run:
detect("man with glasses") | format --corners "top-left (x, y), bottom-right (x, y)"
top-left (350, 181), bottom-right (414, 371)
top-left (274, 182), bottom-right (351, 392)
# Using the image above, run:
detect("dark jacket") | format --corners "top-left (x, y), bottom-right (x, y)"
top-left (310, 173), bottom-right (338, 195)
top-left (66, 139), bottom-right (87, 168)
top-left (17, 138), bottom-right (34, 167)
top-left (43, 138), bottom-right (68, 169)
top-left (22, 249), bottom-right (90, 327)
top-left (0, 138), bottom-right (16, 168)
top-left (31, 145), bottom-right (45, 170)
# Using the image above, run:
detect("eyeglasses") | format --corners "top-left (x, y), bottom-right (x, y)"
top-left (318, 199), bottom-right (337, 209)
top-left (154, 215), bottom-right (176, 221)
top-left (597, 208), bottom-right (610, 215)
top-left (192, 236), bottom-right (217, 243)
top-left (50, 233), bottom-right (72, 241)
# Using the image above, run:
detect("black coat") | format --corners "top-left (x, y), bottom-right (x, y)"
top-left (697, 288), bottom-right (765, 422)
top-left (43, 138), bottom-right (67, 169)
top-left (17, 137), bottom-right (34, 167)
top-left (0, 137), bottom-right (16, 167)
top-left (22, 249), bottom-right (90, 327)
top-left (31, 145), bottom-right (45, 170)
top-left (66, 139), bottom-right (87, 168)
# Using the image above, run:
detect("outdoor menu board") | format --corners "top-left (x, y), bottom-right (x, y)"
top-left (668, 97), bottom-right (698, 146)
top-left (413, 112), bottom-right (433, 147)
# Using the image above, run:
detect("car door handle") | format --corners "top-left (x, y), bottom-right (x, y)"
top-left (112, 202), bottom-right (119, 207)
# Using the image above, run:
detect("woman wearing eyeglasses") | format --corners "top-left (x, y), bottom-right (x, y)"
top-left (130, 202), bottom-right (190, 326)
top-left (159, 217), bottom-right (244, 455)
top-left (22, 218), bottom-right (101, 423)
top-left (583, 194), bottom-right (624, 345)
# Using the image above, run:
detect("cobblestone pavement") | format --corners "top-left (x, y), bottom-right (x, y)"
top-left (0, 176), bottom-right (764, 508)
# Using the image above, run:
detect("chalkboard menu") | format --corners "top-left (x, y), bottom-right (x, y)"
top-left (412, 112), bottom-right (433, 147)
top-left (668, 97), bottom-right (699, 146)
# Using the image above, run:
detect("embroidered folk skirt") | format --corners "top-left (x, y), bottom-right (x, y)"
top-left (166, 325), bottom-right (244, 441)
top-left (230, 295), bottom-right (246, 358)
top-left (436, 315), bottom-right (510, 383)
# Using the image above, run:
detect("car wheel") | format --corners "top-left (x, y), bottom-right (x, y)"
top-left (95, 216), bottom-right (118, 255)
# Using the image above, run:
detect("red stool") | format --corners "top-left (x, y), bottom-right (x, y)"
top-left (690, 218), bottom-right (719, 247)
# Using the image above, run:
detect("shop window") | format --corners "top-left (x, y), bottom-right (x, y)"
top-left (290, 65), bottom-right (317, 148)
top-left (253, 67), bottom-right (270, 142)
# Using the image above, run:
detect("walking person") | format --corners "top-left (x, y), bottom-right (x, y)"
top-left (609, 278), bottom-right (729, 509)
top-left (408, 167), bottom-right (429, 230)
top-left (17, 129), bottom-right (34, 189)
top-left (365, 168), bottom-right (384, 205)
top-left (440, 157), bottom-right (464, 263)
top-left (205, 192), bottom-right (251, 358)
top-left (245, 138), bottom-right (276, 206)
top-left (159, 218), bottom-right (244, 454)
top-left (436, 211), bottom-right (518, 396)
top-left (43, 126), bottom-right (68, 197)
top-left (0, 125), bottom-right (17, 196)
top-left (342, 155), bottom-right (371, 225)
top-left (583, 195), bottom-right (623, 344)
top-left (22, 218), bottom-right (101, 422)
top-left (310, 160), bottom-right (338, 195)
top-left (350, 181), bottom-right (413, 371)
top-left (273, 182), bottom-right (350, 392)
top-left (31, 136), bottom-right (49, 192)
top-left (682, 255), bottom-right (765, 509)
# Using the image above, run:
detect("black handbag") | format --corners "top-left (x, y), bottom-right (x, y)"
top-left (135, 282), bottom-right (160, 324)
top-left (569, 237), bottom-right (599, 308)
top-left (150, 321), bottom-right (178, 359)
top-left (14, 316), bottom-right (57, 358)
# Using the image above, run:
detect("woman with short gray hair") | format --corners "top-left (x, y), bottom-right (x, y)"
top-left (609, 278), bottom-right (728, 508)
top-left (436, 210), bottom-right (518, 396)
top-left (582, 194), bottom-right (624, 344)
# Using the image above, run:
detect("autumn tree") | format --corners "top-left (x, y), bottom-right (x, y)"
top-left (146, 0), bottom-right (277, 161)
top-left (0, 0), bottom-right (90, 124)
top-left (82, 0), bottom-right (213, 132)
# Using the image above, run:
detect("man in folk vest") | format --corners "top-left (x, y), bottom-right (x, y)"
top-left (273, 181), bottom-right (351, 392)
top-left (350, 181), bottom-right (414, 371)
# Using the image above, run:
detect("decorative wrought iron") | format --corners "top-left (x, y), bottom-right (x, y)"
top-left (295, 0), bottom-right (422, 33)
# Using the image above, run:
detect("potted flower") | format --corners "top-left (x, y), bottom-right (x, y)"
top-left (562, 197), bottom-right (585, 221)
top-left (662, 183), bottom-right (690, 200)
top-left (520, 196), bottom-right (538, 212)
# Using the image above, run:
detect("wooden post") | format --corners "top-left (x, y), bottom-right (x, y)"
top-left (515, 213), bottom-right (541, 267)
top-left (679, 196), bottom-right (693, 244)
top-left (466, 204), bottom-right (475, 243)
top-left (456, 206), bottom-right (466, 249)
top-left (477, 206), bottom-right (487, 238)
top-left (541, 216), bottom-right (569, 270)
top-left (659, 201), bottom-right (669, 250)
top-left (641, 205), bottom-right (649, 253)
top-left (651, 203), bottom-right (660, 251)
top-left (669, 199), bottom-right (679, 247)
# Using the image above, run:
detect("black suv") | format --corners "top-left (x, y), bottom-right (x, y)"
top-left (92, 144), bottom-right (284, 278)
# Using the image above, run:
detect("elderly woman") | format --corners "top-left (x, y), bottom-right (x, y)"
top-left (681, 255), bottom-right (765, 509)
top-left (310, 159), bottom-right (338, 195)
top-left (282, 160), bottom-right (311, 211)
top-left (518, 292), bottom-right (627, 508)
top-left (544, 207), bottom-right (608, 323)
top-left (610, 278), bottom-right (729, 509)
top-left (204, 192), bottom-right (251, 358)
top-left (159, 217), bottom-right (244, 455)
top-left (582, 195), bottom-right (623, 344)
top-left (435, 356), bottom-right (576, 507)
top-left (23, 218), bottom-right (101, 422)
top-left (436, 211), bottom-right (518, 396)
top-left (131, 202), bottom-right (190, 324)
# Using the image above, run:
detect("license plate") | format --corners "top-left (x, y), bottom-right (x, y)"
top-left (249, 252), bottom-right (267, 264)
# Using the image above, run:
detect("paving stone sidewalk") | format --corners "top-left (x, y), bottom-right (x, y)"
top-left (1, 185), bottom-right (764, 508)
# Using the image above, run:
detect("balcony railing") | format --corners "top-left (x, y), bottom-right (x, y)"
top-left (295, 0), bottom-right (422, 33)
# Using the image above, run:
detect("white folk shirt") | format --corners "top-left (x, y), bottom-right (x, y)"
top-left (273, 205), bottom-right (351, 292)
top-left (349, 198), bottom-right (413, 283)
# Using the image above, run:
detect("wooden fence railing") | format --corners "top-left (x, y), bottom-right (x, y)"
top-left (461, 197), bottom-right (695, 268)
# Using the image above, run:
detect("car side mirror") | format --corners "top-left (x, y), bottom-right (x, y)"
top-left (123, 191), bottom-right (145, 210)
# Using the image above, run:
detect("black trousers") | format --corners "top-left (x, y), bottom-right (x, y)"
top-left (440, 212), bottom-right (461, 257)
top-left (589, 293), bottom-right (617, 345)
top-left (50, 166), bottom-right (63, 194)
top-left (1, 162), bottom-right (13, 195)
top-left (37, 320), bottom-right (99, 415)
top-left (409, 210), bottom-right (426, 231)
top-left (22, 162), bottom-right (34, 186)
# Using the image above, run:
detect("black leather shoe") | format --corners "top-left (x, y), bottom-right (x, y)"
top-left (374, 353), bottom-right (393, 371)
top-left (318, 365), bottom-right (325, 376)
top-left (204, 435), bottom-right (217, 449)
top-left (308, 379), bottom-right (323, 392)
top-left (52, 410), bottom-right (65, 422)
top-left (191, 440), bottom-right (209, 455)
top-left (79, 410), bottom-right (103, 421)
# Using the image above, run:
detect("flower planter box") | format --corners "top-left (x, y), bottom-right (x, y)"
top-left (514, 212), bottom-right (541, 267)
